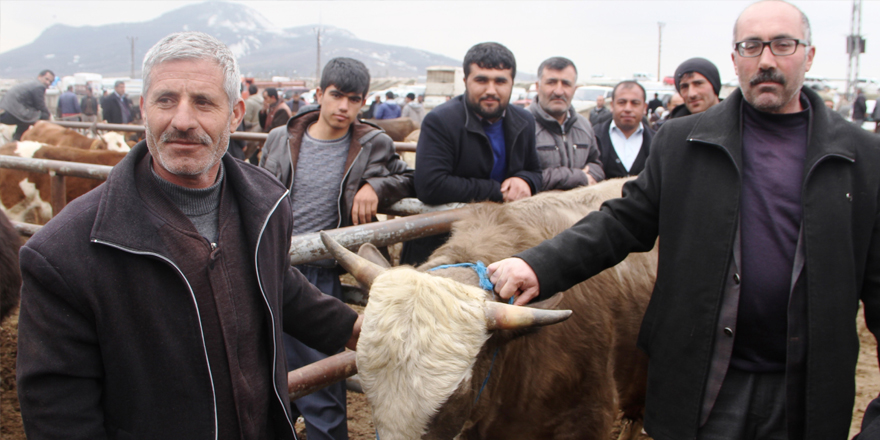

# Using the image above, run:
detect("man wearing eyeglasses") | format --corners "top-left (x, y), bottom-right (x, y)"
top-left (487, 1), bottom-right (880, 439)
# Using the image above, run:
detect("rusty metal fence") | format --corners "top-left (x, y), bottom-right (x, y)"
top-left (48, 120), bottom-right (417, 152)
top-left (0, 153), bottom-right (463, 264)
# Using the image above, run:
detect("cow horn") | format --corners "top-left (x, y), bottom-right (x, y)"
top-left (484, 302), bottom-right (572, 330)
top-left (320, 231), bottom-right (386, 288)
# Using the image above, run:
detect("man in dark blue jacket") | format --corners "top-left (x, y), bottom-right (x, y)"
top-left (402, 42), bottom-right (542, 266)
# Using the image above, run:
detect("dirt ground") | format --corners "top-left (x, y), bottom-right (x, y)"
top-left (3, 305), bottom-right (879, 439)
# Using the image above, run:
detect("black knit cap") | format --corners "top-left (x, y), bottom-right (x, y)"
top-left (674, 57), bottom-right (721, 96)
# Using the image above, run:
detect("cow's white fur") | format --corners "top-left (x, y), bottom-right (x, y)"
top-left (2, 178), bottom-right (52, 224)
top-left (101, 132), bottom-right (131, 152)
top-left (0, 124), bottom-right (15, 146)
top-left (358, 268), bottom-right (490, 440)
top-left (14, 141), bottom-right (45, 159)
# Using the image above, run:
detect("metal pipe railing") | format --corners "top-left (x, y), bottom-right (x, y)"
top-left (47, 120), bottom-right (418, 151)
top-left (0, 155), bottom-right (112, 180)
top-left (289, 207), bottom-right (469, 265)
top-left (13, 205), bottom-right (469, 263)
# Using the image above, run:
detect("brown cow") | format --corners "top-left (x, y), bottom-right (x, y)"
top-left (0, 141), bottom-right (127, 224)
top-left (319, 178), bottom-right (655, 440)
top-left (22, 121), bottom-right (130, 152)
top-left (365, 117), bottom-right (417, 142)
top-left (0, 210), bottom-right (21, 322)
top-left (403, 129), bottom-right (420, 144)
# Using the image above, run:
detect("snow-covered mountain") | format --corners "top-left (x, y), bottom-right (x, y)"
top-left (0, 1), bottom-right (460, 80)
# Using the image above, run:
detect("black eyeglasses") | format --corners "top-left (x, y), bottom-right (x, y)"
top-left (733, 38), bottom-right (808, 57)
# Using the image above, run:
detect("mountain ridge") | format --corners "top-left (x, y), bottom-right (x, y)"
top-left (0, 1), bottom-right (462, 81)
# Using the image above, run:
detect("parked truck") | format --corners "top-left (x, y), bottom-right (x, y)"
top-left (424, 66), bottom-right (464, 110)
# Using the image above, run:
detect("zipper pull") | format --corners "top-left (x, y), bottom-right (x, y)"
top-left (211, 242), bottom-right (217, 250)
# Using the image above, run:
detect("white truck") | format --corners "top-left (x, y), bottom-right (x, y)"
top-left (424, 66), bottom-right (464, 110)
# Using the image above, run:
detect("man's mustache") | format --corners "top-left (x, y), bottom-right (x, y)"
top-left (160, 130), bottom-right (211, 145)
top-left (750, 69), bottom-right (786, 86)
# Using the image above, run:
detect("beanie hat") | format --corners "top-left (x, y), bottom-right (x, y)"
top-left (674, 57), bottom-right (721, 96)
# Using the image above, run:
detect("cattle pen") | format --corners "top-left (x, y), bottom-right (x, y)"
top-left (0, 153), bottom-right (461, 266)
top-left (41, 120), bottom-right (419, 152)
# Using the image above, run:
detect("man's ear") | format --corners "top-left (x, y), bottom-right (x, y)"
top-left (230, 99), bottom-right (245, 132)
top-left (315, 87), bottom-right (324, 105)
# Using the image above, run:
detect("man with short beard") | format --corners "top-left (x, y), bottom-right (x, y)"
top-left (488, 1), bottom-right (880, 438)
top-left (16, 31), bottom-right (362, 439)
top-left (528, 56), bottom-right (604, 190)
top-left (401, 41), bottom-right (542, 266)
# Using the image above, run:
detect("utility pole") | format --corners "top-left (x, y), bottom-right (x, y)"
top-left (315, 26), bottom-right (322, 86)
top-left (657, 22), bottom-right (665, 81)
top-left (845, 0), bottom-right (865, 100)
top-left (126, 36), bottom-right (137, 78)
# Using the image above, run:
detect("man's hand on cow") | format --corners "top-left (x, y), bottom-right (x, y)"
top-left (500, 177), bottom-right (531, 202)
top-left (351, 183), bottom-right (378, 225)
top-left (584, 169), bottom-right (597, 185)
top-left (346, 314), bottom-right (364, 350)
top-left (487, 258), bottom-right (540, 306)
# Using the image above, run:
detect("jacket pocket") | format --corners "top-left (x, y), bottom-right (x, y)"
top-left (536, 144), bottom-right (561, 168)
top-left (571, 144), bottom-right (594, 169)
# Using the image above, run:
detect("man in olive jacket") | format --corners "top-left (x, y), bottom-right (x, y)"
top-left (16, 32), bottom-right (361, 440)
top-left (488, 2), bottom-right (880, 439)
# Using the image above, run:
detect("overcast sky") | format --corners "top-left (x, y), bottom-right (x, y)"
top-left (0, 0), bottom-right (877, 82)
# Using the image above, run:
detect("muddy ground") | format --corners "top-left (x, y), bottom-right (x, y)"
top-left (3, 306), bottom-right (879, 439)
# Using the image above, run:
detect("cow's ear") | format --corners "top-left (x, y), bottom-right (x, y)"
top-left (357, 243), bottom-right (392, 269)
top-left (527, 292), bottom-right (565, 310)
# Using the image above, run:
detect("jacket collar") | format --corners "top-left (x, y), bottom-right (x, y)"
top-left (460, 94), bottom-right (529, 144)
top-left (528, 99), bottom-right (577, 134)
top-left (284, 109), bottom-right (384, 181)
top-left (687, 87), bottom-right (855, 174)
top-left (91, 141), bottom-right (289, 255)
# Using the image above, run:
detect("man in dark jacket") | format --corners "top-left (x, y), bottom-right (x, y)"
top-left (669, 57), bottom-right (722, 119)
top-left (488, 2), bottom-right (880, 439)
top-left (853, 88), bottom-right (867, 126)
top-left (374, 91), bottom-right (401, 120)
top-left (0, 69), bottom-right (54, 140)
top-left (528, 56), bottom-right (603, 190)
top-left (259, 87), bottom-right (292, 132)
top-left (100, 80), bottom-right (134, 124)
top-left (57, 85), bottom-right (82, 120)
top-left (594, 80), bottom-right (654, 178)
top-left (589, 95), bottom-right (612, 127)
top-left (80, 86), bottom-right (99, 123)
top-left (261, 57), bottom-right (413, 440)
top-left (16, 31), bottom-right (362, 440)
top-left (402, 42), bottom-right (542, 265)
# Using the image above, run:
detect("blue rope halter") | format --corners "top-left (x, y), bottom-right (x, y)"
top-left (428, 261), bottom-right (495, 292)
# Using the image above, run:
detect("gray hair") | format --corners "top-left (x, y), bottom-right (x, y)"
top-left (142, 31), bottom-right (240, 112)
top-left (733, 0), bottom-right (811, 46)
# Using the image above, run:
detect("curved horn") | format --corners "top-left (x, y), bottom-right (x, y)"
top-left (288, 351), bottom-right (358, 401)
top-left (484, 302), bottom-right (572, 330)
top-left (320, 231), bottom-right (387, 288)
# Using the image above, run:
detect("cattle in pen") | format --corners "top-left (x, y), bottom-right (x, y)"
top-left (22, 121), bottom-right (130, 152)
top-left (316, 177), bottom-right (656, 440)
top-left (0, 141), bottom-right (127, 224)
